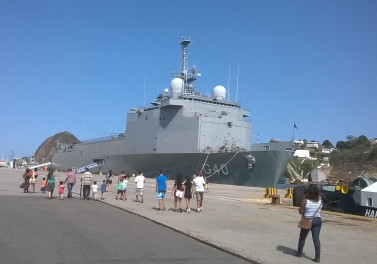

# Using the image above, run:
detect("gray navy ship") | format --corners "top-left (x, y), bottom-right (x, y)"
top-left (51, 37), bottom-right (296, 187)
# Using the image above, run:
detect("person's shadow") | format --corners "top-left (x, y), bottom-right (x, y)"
top-left (276, 245), bottom-right (311, 261)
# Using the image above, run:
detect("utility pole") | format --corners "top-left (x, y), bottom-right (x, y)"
top-left (11, 150), bottom-right (14, 169)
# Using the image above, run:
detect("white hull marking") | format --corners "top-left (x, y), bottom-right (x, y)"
top-left (203, 164), bottom-right (229, 176)
top-left (365, 209), bottom-right (377, 218)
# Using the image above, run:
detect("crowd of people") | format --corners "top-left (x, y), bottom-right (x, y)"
top-left (155, 169), bottom-right (206, 213)
top-left (20, 167), bottom-right (208, 213)
top-left (20, 167), bottom-right (324, 262)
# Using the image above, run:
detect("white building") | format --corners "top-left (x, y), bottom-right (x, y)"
top-left (0, 159), bottom-right (8, 167)
top-left (294, 140), bottom-right (304, 145)
top-left (322, 147), bottom-right (337, 154)
top-left (310, 169), bottom-right (327, 183)
top-left (294, 150), bottom-right (311, 158)
top-left (306, 141), bottom-right (319, 149)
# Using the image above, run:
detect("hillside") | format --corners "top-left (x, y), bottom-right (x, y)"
top-left (289, 136), bottom-right (377, 182)
top-left (34, 132), bottom-right (79, 163)
top-left (328, 161), bottom-right (377, 181)
top-left (329, 139), bottom-right (377, 180)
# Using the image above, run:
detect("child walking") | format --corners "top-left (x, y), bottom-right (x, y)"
top-left (58, 181), bottom-right (65, 200)
top-left (100, 180), bottom-right (107, 200)
top-left (40, 177), bottom-right (47, 193)
top-left (115, 181), bottom-right (123, 200)
top-left (121, 175), bottom-right (129, 200)
top-left (205, 180), bottom-right (209, 193)
top-left (91, 181), bottom-right (99, 201)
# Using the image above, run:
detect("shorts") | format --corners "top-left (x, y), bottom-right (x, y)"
top-left (195, 191), bottom-right (204, 201)
top-left (136, 188), bottom-right (143, 196)
top-left (157, 191), bottom-right (166, 199)
top-left (106, 180), bottom-right (113, 184)
top-left (117, 189), bottom-right (123, 195)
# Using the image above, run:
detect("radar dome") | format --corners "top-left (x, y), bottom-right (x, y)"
top-left (170, 78), bottom-right (184, 93)
top-left (213, 85), bottom-right (226, 100)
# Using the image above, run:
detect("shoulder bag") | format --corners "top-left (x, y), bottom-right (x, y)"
top-left (298, 203), bottom-right (321, 230)
top-left (175, 189), bottom-right (183, 198)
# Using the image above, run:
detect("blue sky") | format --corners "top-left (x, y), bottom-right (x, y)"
top-left (1, 0), bottom-right (377, 159)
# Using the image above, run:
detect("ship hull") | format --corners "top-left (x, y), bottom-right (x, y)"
top-left (51, 141), bottom-right (294, 188)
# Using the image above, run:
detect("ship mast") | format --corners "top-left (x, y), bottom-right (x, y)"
top-left (180, 38), bottom-right (190, 79)
top-left (179, 37), bottom-right (200, 95)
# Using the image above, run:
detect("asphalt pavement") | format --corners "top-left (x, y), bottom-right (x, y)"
top-left (2, 168), bottom-right (377, 264)
top-left (1, 195), bottom-right (251, 264)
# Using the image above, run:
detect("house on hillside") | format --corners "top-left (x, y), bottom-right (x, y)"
top-left (306, 141), bottom-right (319, 149)
top-left (294, 140), bottom-right (304, 145)
top-left (321, 147), bottom-right (337, 154)
top-left (294, 150), bottom-right (311, 158)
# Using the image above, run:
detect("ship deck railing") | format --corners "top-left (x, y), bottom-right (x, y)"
top-left (79, 134), bottom-right (125, 145)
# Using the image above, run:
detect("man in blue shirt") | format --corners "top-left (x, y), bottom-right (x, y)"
top-left (155, 169), bottom-right (168, 211)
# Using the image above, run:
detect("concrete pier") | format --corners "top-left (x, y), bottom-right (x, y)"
top-left (1, 168), bottom-right (376, 264)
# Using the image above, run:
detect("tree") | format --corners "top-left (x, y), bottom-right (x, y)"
top-left (336, 141), bottom-right (347, 150)
top-left (356, 135), bottom-right (370, 147)
top-left (344, 135), bottom-right (370, 149)
top-left (322, 140), bottom-right (333, 148)
top-left (346, 135), bottom-right (355, 141)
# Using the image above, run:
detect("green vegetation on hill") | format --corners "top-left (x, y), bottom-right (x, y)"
top-left (329, 135), bottom-right (377, 178)
top-left (287, 135), bottom-right (377, 181)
